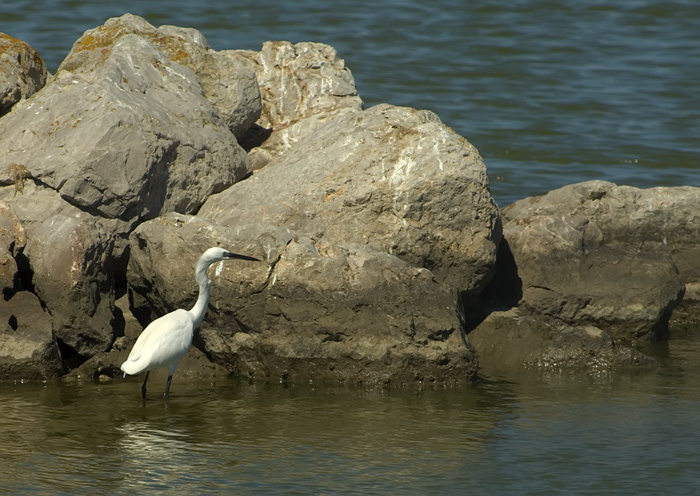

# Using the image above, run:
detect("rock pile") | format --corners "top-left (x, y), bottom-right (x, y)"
top-left (1, 14), bottom-right (697, 383)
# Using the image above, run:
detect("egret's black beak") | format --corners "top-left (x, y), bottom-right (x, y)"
top-left (225, 251), bottom-right (260, 262)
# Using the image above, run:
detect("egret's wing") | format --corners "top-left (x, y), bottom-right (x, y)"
top-left (122, 309), bottom-right (194, 374)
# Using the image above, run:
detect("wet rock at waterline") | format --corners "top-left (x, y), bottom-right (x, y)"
top-left (468, 308), bottom-right (657, 376)
top-left (0, 291), bottom-right (63, 380)
top-left (0, 14), bottom-right (697, 383)
top-left (466, 181), bottom-right (695, 373)
top-left (128, 213), bottom-right (479, 385)
top-left (501, 180), bottom-right (700, 326)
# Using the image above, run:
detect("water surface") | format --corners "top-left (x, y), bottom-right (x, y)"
top-left (1, 0), bottom-right (698, 205)
top-left (2, 328), bottom-right (700, 494)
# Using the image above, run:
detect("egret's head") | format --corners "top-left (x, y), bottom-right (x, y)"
top-left (201, 246), bottom-right (260, 264)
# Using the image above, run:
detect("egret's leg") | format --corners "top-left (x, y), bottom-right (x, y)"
top-left (141, 371), bottom-right (150, 400)
top-left (164, 374), bottom-right (174, 401)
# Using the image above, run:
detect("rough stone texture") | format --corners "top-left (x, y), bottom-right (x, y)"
top-left (201, 104), bottom-right (501, 293)
top-left (60, 14), bottom-right (261, 137)
top-left (13, 184), bottom-right (117, 358)
top-left (468, 308), bottom-right (656, 376)
top-left (0, 200), bottom-right (26, 297)
top-left (0, 14), bottom-right (252, 268)
top-left (236, 41), bottom-right (364, 169)
top-left (0, 33), bottom-right (48, 116)
top-left (502, 180), bottom-right (700, 323)
top-left (0, 291), bottom-right (63, 380)
top-left (502, 214), bottom-right (684, 343)
top-left (128, 213), bottom-right (478, 386)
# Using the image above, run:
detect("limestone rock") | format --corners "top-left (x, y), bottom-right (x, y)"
top-left (0, 33), bottom-right (48, 116)
top-left (236, 40), bottom-right (364, 169)
top-left (502, 180), bottom-right (700, 323)
top-left (501, 213), bottom-right (684, 343)
top-left (201, 104), bottom-right (501, 293)
top-left (60, 14), bottom-right (261, 137)
top-left (0, 14), bottom-right (251, 266)
top-left (128, 213), bottom-right (478, 386)
top-left (0, 291), bottom-right (63, 380)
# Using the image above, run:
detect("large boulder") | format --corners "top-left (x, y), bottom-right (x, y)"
top-left (501, 213), bottom-right (684, 343)
top-left (468, 181), bottom-right (691, 373)
top-left (59, 15), bottom-right (261, 138)
top-left (0, 33), bottom-right (48, 116)
top-left (0, 14), bottom-right (255, 266)
top-left (502, 180), bottom-right (700, 323)
top-left (126, 100), bottom-right (499, 385)
top-left (201, 104), bottom-right (501, 293)
top-left (128, 213), bottom-right (477, 386)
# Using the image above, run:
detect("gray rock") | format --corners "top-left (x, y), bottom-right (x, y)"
top-left (0, 291), bottom-right (63, 380)
top-left (0, 15), bottom-right (251, 265)
top-left (243, 40), bottom-right (362, 130)
top-left (0, 200), bottom-right (26, 296)
top-left (502, 180), bottom-right (700, 323)
top-left (201, 104), bottom-right (501, 293)
top-left (501, 213), bottom-right (684, 343)
top-left (17, 185), bottom-right (117, 358)
top-left (0, 33), bottom-right (48, 116)
top-left (236, 41), bottom-right (364, 169)
top-left (60, 14), bottom-right (261, 138)
top-left (128, 213), bottom-right (478, 386)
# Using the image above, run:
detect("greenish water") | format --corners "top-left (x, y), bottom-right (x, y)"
top-left (2, 0), bottom-right (698, 206)
top-left (2, 328), bottom-right (700, 494)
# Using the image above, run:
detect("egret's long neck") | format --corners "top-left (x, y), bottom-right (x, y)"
top-left (189, 259), bottom-right (213, 329)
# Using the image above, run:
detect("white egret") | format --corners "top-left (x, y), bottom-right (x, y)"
top-left (121, 247), bottom-right (259, 400)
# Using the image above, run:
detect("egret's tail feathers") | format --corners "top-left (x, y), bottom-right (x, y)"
top-left (120, 360), bottom-right (145, 376)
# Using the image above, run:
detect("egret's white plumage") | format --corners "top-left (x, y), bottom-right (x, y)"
top-left (121, 246), bottom-right (259, 400)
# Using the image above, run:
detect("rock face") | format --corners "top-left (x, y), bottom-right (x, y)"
top-left (127, 103), bottom-right (499, 385)
top-left (0, 291), bottom-right (63, 380)
top-left (0, 33), bottom-right (48, 116)
top-left (502, 180), bottom-right (700, 323)
top-left (200, 104), bottom-right (500, 292)
top-left (236, 41), bottom-right (364, 169)
top-left (0, 14), bottom-right (260, 372)
top-left (468, 181), bottom-right (692, 373)
top-left (0, 200), bottom-right (63, 379)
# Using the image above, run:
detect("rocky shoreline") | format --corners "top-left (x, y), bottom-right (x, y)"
top-left (1, 15), bottom-right (698, 385)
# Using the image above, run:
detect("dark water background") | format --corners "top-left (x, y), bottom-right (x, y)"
top-left (2, 0), bottom-right (698, 206)
top-left (2, 1), bottom-right (700, 493)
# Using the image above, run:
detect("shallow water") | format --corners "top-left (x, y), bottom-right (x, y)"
top-left (1, 0), bottom-right (698, 206)
top-left (2, 328), bottom-right (700, 494)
